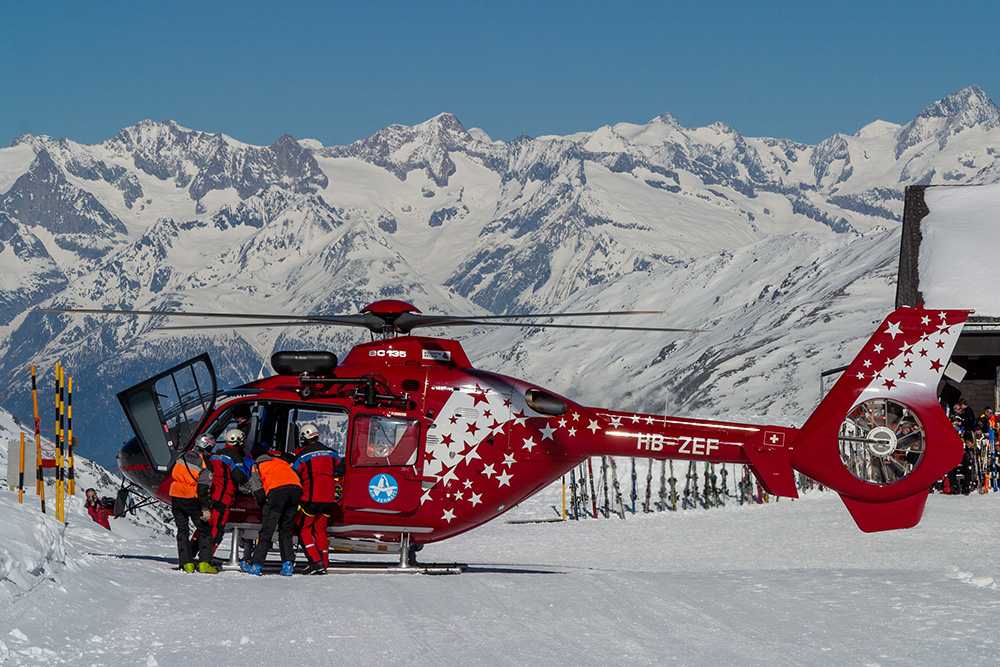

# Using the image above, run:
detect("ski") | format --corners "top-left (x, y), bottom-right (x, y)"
top-left (587, 458), bottom-right (598, 518)
top-left (609, 457), bottom-right (626, 519)
top-left (643, 457), bottom-right (653, 513)
top-left (668, 460), bottom-right (678, 511)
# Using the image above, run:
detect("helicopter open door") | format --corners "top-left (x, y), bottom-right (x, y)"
top-left (342, 413), bottom-right (423, 513)
top-left (116, 353), bottom-right (217, 473)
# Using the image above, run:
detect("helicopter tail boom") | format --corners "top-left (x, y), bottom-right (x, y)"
top-left (578, 306), bottom-right (968, 532)
top-left (787, 306), bottom-right (969, 531)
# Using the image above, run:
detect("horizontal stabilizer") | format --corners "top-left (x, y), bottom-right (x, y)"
top-left (840, 489), bottom-right (930, 533)
top-left (743, 435), bottom-right (799, 498)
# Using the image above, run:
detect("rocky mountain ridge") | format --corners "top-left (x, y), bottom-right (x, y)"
top-left (1, 85), bottom-right (998, 466)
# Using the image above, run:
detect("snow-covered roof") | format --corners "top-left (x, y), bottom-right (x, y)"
top-left (897, 183), bottom-right (1000, 322)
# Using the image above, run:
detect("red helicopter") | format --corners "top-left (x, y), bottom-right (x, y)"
top-left (47, 300), bottom-right (969, 572)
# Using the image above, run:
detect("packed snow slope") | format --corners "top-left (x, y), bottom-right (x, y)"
top-left (2, 86), bottom-right (1000, 466)
top-left (2, 478), bottom-right (1000, 665)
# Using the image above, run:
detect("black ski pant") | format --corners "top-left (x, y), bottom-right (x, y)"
top-left (251, 485), bottom-right (303, 566)
top-left (172, 496), bottom-right (212, 566)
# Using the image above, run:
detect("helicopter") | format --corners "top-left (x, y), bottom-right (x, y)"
top-left (45, 300), bottom-right (969, 572)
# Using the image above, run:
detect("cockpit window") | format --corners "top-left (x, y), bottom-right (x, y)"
top-left (351, 415), bottom-right (419, 467)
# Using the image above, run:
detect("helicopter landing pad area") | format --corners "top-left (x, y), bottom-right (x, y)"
top-left (2, 485), bottom-right (999, 666)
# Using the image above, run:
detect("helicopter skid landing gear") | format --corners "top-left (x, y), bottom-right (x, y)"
top-left (324, 533), bottom-right (466, 575)
top-left (227, 528), bottom-right (466, 574)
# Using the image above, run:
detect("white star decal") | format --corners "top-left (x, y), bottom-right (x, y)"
top-left (558, 417), bottom-right (568, 428)
top-left (482, 463), bottom-right (496, 478)
top-left (645, 416), bottom-right (655, 425)
top-left (608, 415), bottom-right (623, 429)
top-left (540, 424), bottom-right (556, 440)
top-left (863, 359), bottom-right (872, 368)
top-left (856, 372), bottom-right (866, 380)
top-left (503, 453), bottom-right (517, 466)
top-left (631, 415), bottom-right (641, 423)
top-left (885, 322), bottom-right (902, 339)
top-left (464, 444), bottom-right (482, 464)
top-left (921, 315), bottom-right (931, 325)
top-left (571, 412), bottom-right (580, 421)
top-left (522, 437), bottom-right (537, 452)
top-left (568, 427), bottom-right (577, 437)
top-left (497, 470), bottom-right (513, 487)
top-left (873, 344), bottom-right (883, 354)
top-left (420, 488), bottom-right (434, 504)
top-left (463, 479), bottom-right (473, 489)
top-left (440, 465), bottom-right (460, 485)
top-left (588, 420), bottom-right (601, 434)
top-left (442, 509), bottom-right (455, 523)
top-left (469, 492), bottom-right (482, 507)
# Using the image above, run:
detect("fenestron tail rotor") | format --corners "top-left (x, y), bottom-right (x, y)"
top-left (36, 299), bottom-right (709, 336)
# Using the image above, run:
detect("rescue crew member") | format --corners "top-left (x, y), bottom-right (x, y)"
top-left (85, 488), bottom-right (111, 530)
top-left (212, 430), bottom-right (250, 546)
top-left (292, 423), bottom-right (345, 575)
top-left (243, 449), bottom-right (302, 576)
top-left (191, 431), bottom-right (250, 558)
top-left (170, 437), bottom-right (215, 573)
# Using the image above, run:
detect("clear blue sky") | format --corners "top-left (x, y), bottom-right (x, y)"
top-left (3, 1), bottom-right (999, 147)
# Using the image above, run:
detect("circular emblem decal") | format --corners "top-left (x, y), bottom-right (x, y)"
top-left (368, 473), bottom-right (399, 503)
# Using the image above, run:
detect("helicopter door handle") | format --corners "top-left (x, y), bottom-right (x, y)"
top-left (402, 473), bottom-right (436, 483)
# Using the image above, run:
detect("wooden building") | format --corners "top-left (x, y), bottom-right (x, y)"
top-left (896, 183), bottom-right (1000, 413)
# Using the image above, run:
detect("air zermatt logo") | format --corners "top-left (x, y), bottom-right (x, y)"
top-left (369, 474), bottom-right (399, 503)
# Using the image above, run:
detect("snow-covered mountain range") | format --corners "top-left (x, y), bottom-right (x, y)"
top-left (2, 85), bottom-right (999, 467)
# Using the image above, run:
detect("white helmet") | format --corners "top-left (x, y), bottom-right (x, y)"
top-left (299, 423), bottom-right (319, 444)
top-left (224, 429), bottom-right (246, 446)
top-left (194, 435), bottom-right (216, 452)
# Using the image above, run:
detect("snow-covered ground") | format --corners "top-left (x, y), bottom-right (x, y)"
top-left (2, 476), bottom-right (999, 666)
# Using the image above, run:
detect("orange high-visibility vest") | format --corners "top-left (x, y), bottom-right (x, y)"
top-left (169, 453), bottom-right (208, 499)
top-left (257, 456), bottom-right (301, 495)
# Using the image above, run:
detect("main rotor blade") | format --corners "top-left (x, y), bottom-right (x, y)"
top-left (36, 307), bottom-right (368, 326)
top-left (37, 306), bottom-right (708, 334)
top-left (409, 319), bottom-right (710, 333)
top-left (157, 318), bottom-right (708, 333)
top-left (432, 310), bottom-right (664, 321)
top-left (153, 321), bottom-right (355, 331)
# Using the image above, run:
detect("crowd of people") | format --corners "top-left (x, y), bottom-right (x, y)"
top-left (169, 414), bottom-right (344, 577)
top-left (939, 398), bottom-right (998, 495)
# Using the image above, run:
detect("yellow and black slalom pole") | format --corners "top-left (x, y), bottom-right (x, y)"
top-left (55, 362), bottom-right (64, 522)
top-left (32, 364), bottom-right (45, 514)
top-left (18, 432), bottom-right (25, 503)
top-left (67, 376), bottom-right (75, 496)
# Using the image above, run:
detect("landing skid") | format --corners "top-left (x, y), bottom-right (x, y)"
top-left (224, 526), bottom-right (466, 575)
top-left (323, 561), bottom-right (467, 575)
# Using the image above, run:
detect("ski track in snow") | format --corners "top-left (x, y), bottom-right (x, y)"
top-left (2, 484), bottom-right (1000, 666)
